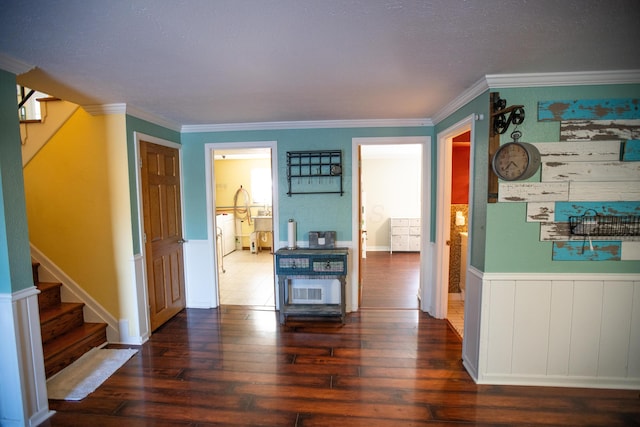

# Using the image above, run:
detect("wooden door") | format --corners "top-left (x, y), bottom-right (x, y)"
top-left (140, 141), bottom-right (186, 331)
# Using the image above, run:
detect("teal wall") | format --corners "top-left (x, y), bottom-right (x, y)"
top-left (484, 84), bottom-right (640, 273)
top-left (181, 126), bottom-right (433, 244)
top-left (435, 91), bottom-right (490, 271)
top-left (0, 69), bottom-right (32, 293)
top-left (126, 115), bottom-right (181, 255)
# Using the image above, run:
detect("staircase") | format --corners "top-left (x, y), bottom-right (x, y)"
top-left (33, 261), bottom-right (107, 378)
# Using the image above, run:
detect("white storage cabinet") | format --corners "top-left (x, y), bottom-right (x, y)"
top-left (389, 218), bottom-right (420, 253)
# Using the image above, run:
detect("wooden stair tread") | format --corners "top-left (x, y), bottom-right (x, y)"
top-left (39, 302), bottom-right (84, 323)
top-left (42, 322), bottom-right (107, 360)
top-left (36, 96), bottom-right (61, 102)
top-left (36, 281), bottom-right (62, 291)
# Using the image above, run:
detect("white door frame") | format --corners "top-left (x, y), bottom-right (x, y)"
top-left (351, 136), bottom-right (431, 312)
top-left (204, 141), bottom-right (279, 308)
top-left (433, 115), bottom-right (475, 319)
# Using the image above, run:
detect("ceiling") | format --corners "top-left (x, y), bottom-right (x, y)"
top-left (1, 0), bottom-right (639, 128)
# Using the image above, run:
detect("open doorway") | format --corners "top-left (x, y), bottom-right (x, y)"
top-left (211, 146), bottom-right (276, 307)
top-left (446, 131), bottom-right (470, 337)
top-left (435, 115), bottom-right (474, 338)
top-left (352, 137), bottom-right (429, 311)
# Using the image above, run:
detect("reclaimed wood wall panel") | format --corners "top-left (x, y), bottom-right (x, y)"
top-left (526, 202), bottom-right (554, 222)
top-left (498, 182), bottom-right (568, 202)
top-left (569, 181), bottom-right (640, 201)
top-left (560, 120), bottom-right (640, 141)
top-left (531, 140), bottom-right (622, 162)
top-left (622, 139), bottom-right (640, 161)
top-left (554, 201), bottom-right (640, 221)
top-left (502, 99), bottom-right (640, 261)
top-left (552, 241), bottom-right (621, 261)
top-left (541, 161), bottom-right (640, 182)
top-left (539, 99), bottom-right (640, 121)
top-left (622, 242), bottom-right (640, 261)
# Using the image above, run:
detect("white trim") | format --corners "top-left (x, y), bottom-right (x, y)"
top-left (204, 140), bottom-right (279, 309)
top-left (432, 70), bottom-right (640, 125)
top-left (82, 103), bottom-right (127, 115)
top-left (480, 271), bottom-right (640, 282)
top-left (434, 115), bottom-right (475, 319)
top-left (0, 289), bottom-right (53, 427)
top-left (351, 136), bottom-right (431, 312)
top-left (183, 118), bottom-right (431, 133)
top-left (29, 244), bottom-right (120, 343)
top-left (0, 52), bottom-right (34, 75)
top-left (486, 69), bottom-right (640, 88)
top-left (83, 104), bottom-right (181, 131)
top-left (472, 270), bottom-right (640, 389)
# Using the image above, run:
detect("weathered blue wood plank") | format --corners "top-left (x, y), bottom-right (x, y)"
top-left (621, 140), bottom-right (640, 161)
top-left (552, 241), bottom-right (621, 261)
top-left (539, 99), bottom-right (640, 121)
top-left (554, 202), bottom-right (640, 222)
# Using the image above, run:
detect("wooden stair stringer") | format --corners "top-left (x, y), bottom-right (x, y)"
top-left (20, 98), bottom-right (79, 166)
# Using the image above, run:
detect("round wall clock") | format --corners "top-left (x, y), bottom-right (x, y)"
top-left (492, 141), bottom-right (541, 181)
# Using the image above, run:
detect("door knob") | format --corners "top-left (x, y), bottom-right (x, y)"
top-left (177, 239), bottom-right (187, 244)
top-left (446, 240), bottom-right (451, 246)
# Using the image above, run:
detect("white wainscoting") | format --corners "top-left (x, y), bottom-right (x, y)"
top-left (467, 270), bottom-right (640, 389)
top-left (184, 239), bottom-right (218, 309)
top-left (0, 288), bottom-right (53, 427)
top-left (462, 266), bottom-right (482, 381)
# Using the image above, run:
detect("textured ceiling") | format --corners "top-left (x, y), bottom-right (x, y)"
top-left (1, 0), bottom-right (639, 127)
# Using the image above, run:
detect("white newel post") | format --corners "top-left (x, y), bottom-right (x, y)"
top-left (0, 287), bottom-right (53, 427)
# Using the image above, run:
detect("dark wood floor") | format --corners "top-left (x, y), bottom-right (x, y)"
top-left (360, 251), bottom-right (420, 309)
top-left (43, 304), bottom-right (640, 426)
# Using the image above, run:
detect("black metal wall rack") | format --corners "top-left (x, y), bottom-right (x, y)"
top-left (286, 150), bottom-right (343, 196)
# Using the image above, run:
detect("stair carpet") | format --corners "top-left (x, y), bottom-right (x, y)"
top-left (33, 262), bottom-right (107, 378)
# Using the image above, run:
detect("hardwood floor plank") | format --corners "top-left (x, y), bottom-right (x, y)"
top-left (118, 401), bottom-right (298, 426)
top-left (253, 396), bottom-right (433, 422)
top-left (40, 254), bottom-right (640, 427)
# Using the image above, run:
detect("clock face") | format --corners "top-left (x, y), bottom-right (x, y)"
top-left (492, 142), bottom-right (540, 181)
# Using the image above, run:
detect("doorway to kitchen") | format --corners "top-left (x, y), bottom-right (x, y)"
top-left (210, 143), bottom-right (278, 307)
top-left (353, 137), bottom-right (429, 310)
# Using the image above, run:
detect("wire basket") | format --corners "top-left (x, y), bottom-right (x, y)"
top-left (569, 210), bottom-right (640, 237)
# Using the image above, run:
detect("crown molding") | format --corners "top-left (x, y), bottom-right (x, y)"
top-left (82, 103), bottom-right (126, 115)
top-left (432, 70), bottom-right (640, 125)
top-left (485, 69), bottom-right (640, 88)
top-left (0, 53), bottom-right (34, 75)
top-left (181, 118), bottom-right (432, 133)
top-left (82, 103), bottom-right (181, 132)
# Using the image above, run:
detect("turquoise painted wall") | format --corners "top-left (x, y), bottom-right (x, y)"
top-left (0, 69), bottom-right (32, 293)
top-left (181, 126), bottom-right (432, 244)
top-left (484, 84), bottom-right (640, 273)
top-left (435, 91), bottom-right (490, 271)
top-left (126, 115), bottom-right (181, 255)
